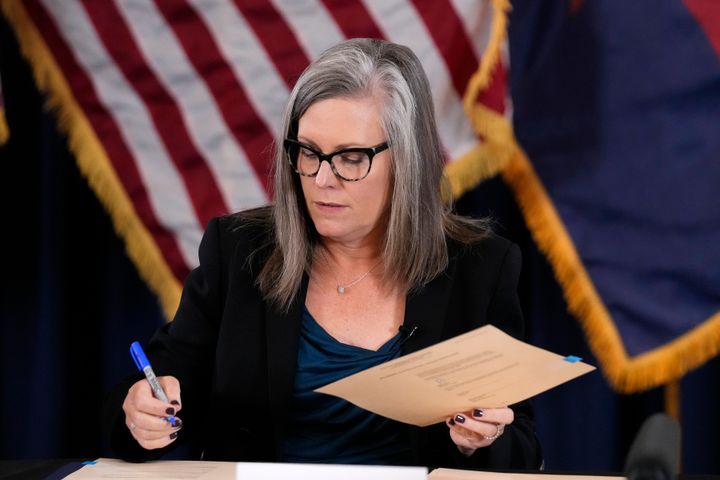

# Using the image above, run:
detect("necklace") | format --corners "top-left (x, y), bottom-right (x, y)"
top-left (318, 248), bottom-right (382, 294)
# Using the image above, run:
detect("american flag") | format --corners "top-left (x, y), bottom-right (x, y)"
top-left (3, 0), bottom-right (510, 316)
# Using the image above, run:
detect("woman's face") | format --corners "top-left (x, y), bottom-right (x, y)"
top-left (296, 96), bottom-right (392, 248)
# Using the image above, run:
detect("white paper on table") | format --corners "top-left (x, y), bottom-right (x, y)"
top-left (428, 469), bottom-right (624, 480)
top-left (64, 457), bottom-right (236, 479)
top-left (236, 462), bottom-right (427, 479)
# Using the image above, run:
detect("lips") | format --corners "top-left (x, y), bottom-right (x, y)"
top-left (314, 201), bottom-right (347, 212)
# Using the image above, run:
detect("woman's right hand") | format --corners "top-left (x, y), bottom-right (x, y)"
top-left (122, 376), bottom-right (183, 450)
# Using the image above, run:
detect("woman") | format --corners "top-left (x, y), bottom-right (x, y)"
top-left (105, 38), bottom-right (542, 470)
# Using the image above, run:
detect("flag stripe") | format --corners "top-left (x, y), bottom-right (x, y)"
top-left (26, 0), bottom-right (191, 279)
top-left (411, 0), bottom-right (479, 101)
top-left (81, 0), bottom-right (228, 230)
top-left (450, 0), bottom-right (494, 62)
top-left (46, 0), bottom-right (202, 266)
top-left (233, 0), bottom-right (311, 89)
top-left (149, 0), bottom-right (274, 199)
top-left (270, 0), bottom-right (345, 59)
top-left (683, 0), bottom-right (720, 58)
top-left (321, 0), bottom-right (385, 39)
top-left (113, 0), bottom-right (268, 210)
top-left (477, 60), bottom-right (508, 115)
top-left (188, 0), bottom-right (290, 138)
top-left (363, 0), bottom-right (478, 160)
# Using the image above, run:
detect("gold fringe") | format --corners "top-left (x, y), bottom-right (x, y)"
top-left (664, 381), bottom-right (680, 421)
top-left (445, 142), bottom-right (510, 200)
top-left (0, 107), bottom-right (8, 144)
top-left (445, 0), bottom-right (515, 198)
top-left (1, 1), bottom-right (181, 320)
top-left (503, 146), bottom-right (720, 393)
top-left (462, 0), bottom-right (511, 121)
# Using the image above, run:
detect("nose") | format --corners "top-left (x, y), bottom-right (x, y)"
top-left (314, 159), bottom-right (337, 187)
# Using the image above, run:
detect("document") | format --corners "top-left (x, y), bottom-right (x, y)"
top-left (428, 469), bottom-right (623, 480)
top-left (64, 458), bottom-right (235, 479)
top-left (316, 325), bottom-right (595, 426)
top-left (64, 458), bottom-right (427, 479)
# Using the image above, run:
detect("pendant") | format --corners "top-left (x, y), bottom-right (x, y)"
top-left (337, 285), bottom-right (346, 294)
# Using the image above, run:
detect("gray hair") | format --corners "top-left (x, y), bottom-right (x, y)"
top-left (254, 38), bottom-right (487, 311)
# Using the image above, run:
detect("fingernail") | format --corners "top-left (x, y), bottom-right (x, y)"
top-left (169, 432), bottom-right (178, 439)
top-left (454, 414), bottom-right (465, 424)
top-left (473, 409), bottom-right (484, 418)
top-left (171, 400), bottom-right (180, 406)
top-left (448, 418), bottom-right (456, 426)
top-left (166, 407), bottom-right (175, 415)
top-left (174, 419), bottom-right (183, 429)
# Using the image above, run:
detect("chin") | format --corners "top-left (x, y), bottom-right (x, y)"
top-left (311, 221), bottom-right (360, 244)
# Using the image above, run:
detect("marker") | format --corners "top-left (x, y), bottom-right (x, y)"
top-left (130, 341), bottom-right (176, 426)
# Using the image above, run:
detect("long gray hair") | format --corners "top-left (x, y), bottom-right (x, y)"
top-left (253, 38), bottom-right (488, 311)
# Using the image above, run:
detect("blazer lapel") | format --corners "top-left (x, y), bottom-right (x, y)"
top-left (402, 248), bottom-right (458, 354)
top-left (265, 274), bottom-right (308, 457)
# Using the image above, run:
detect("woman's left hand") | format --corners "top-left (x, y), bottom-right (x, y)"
top-left (446, 407), bottom-right (514, 456)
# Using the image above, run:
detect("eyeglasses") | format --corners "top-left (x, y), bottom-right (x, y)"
top-left (283, 138), bottom-right (389, 182)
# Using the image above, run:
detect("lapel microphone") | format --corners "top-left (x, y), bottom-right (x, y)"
top-left (398, 324), bottom-right (419, 339)
top-left (624, 413), bottom-right (681, 480)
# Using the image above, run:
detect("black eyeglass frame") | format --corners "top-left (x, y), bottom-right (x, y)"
top-left (283, 138), bottom-right (389, 182)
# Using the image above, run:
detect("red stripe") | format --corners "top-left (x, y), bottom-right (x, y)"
top-left (321, 0), bottom-right (385, 39)
top-left (232, 0), bottom-right (310, 88)
top-left (25, 0), bottom-right (190, 281)
top-left (81, 0), bottom-right (230, 227)
top-left (411, 0), bottom-right (480, 100)
top-left (158, 0), bottom-right (275, 193)
top-left (683, 0), bottom-right (720, 59)
top-left (477, 61), bottom-right (507, 115)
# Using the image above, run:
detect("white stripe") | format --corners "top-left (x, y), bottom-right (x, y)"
top-left (188, 0), bottom-right (289, 137)
top-left (363, 0), bottom-right (479, 161)
top-left (41, 0), bottom-right (202, 266)
top-left (452, 0), bottom-right (511, 119)
top-left (501, 41), bottom-right (513, 120)
top-left (270, 0), bottom-right (345, 60)
top-left (449, 0), bottom-right (494, 62)
top-left (116, 0), bottom-right (268, 213)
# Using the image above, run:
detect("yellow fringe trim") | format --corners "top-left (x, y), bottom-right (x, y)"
top-left (664, 381), bottom-right (680, 421)
top-left (2, 1), bottom-right (181, 320)
top-left (503, 146), bottom-right (720, 393)
top-left (462, 0), bottom-right (511, 120)
top-left (445, 106), bottom-right (514, 200)
top-left (0, 107), bottom-right (8, 144)
top-left (444, 142), bottom-right (509, 200)
top-left (445, 0), bottom-right (515, 199)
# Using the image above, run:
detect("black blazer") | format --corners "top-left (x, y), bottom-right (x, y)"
top-left (104, 213), bottom-right (542, 470)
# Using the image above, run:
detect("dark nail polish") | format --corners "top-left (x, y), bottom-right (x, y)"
top-left (174, 419), bottom-right (183, 429)
top-left (166, 407), bottom-right (175, 415)
top-left (454, 414), bottom-right (465, 424)
top-left (473, 409), bottom-right (484, 418)
top-left (171, 400), bottom-right (180, 406)
top-left (169, 432), bottom-right (178, 439)
top-left (449, 418), bottom-right (456, 426)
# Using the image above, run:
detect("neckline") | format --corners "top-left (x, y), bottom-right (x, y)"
top-left (302, 307), bottom-right (402, 354)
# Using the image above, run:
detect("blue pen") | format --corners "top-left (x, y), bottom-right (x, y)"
top-left (130, 341), bottom-right (176, 426)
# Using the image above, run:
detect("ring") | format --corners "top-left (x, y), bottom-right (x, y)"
top-left (129, 422), bottom-right (137, 432)
top-left (483, 424), bottom-right (504, 441)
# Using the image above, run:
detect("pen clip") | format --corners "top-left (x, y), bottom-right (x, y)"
top-left (130, 341), bottom-right (148, 371)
